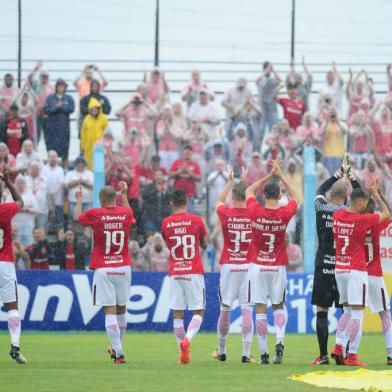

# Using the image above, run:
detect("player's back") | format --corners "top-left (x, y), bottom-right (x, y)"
top-left (162, 212), bottom-right (207, 276)
top-left (217, 205), bottom-right (252, 264)
top-left (366, 219), bottom-right (390, 277)
top-left (79, 205), bottom-right (135, 270)
top-left (333, 208), bottom-right (379, 272)
top-left (0, 202), bottom-right (19, 262)
top-left (246, 197), bottom-right (297, 265)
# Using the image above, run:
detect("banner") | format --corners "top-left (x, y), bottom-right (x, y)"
top-left (0, 271), bottom-right (390, 333)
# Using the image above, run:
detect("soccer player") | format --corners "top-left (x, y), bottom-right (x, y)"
top-left (74, 183), bottom-right (135, 364)
top-left (245, 161), bottom-right (300, 365)
top-left (331, 182), bottom-right (390, 366)
top-left (311, 165), bottom-right (361, 365)
top-left (364, 181), bottom-right (392, 365)
top-left (0, 165), bottom-right (27, 364)
top-left (161, 189), bottom-right (208, 365)
top-left (211, 165), bottom-right (254, 363)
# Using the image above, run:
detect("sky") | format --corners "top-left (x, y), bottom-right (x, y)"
top-left (1, 0), bottom-right (392, 156)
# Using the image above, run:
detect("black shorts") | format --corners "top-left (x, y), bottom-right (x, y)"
top-left (311, 265), bottom-right (341, 308)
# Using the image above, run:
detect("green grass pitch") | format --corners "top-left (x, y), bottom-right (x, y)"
top-left (0, 332), bottom-right (389, 392)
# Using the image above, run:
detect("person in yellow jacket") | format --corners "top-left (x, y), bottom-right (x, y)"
top-left (80, 97), bottom-right (109, 169)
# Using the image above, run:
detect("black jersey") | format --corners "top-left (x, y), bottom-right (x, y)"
top-left (314, 175), bottom-right (360, 268)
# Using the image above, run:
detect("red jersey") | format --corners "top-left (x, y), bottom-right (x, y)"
top-left (65, 245), bottom-right (76, 270)
top-left (139, 165), bottom-right (168, 181)
top-left (333, 209), bottom-right (380, 272)
top-left (170, 159), bottom-right (201, 197)
top-left (79, 206), bottom-right (135, 270)
top-left (0, 202), bottom-right (20, 262)
top-left (161, 212), bottom-right (207, 276)
top-left (217, 205), bottom-right (252, 265)
top-left (277, 98), bottom-right (306, 130)
top-left (246, 197), bottom-right (297, 266)
top-left (366, 219), bottom-right (390, 277)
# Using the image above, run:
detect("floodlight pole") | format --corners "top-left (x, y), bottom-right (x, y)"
top-left (154, 0), bottom-right (160, 66)
top-left (291, 0), bottom-right (296, 63)
top-left (18, 0), bottom-right (22, 87)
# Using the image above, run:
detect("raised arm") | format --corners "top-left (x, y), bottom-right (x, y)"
top-left (216, 165), bottom-right (234, 209)
top-left (95, 65), bottom-right (108, 89)
top-left (73, 187), bottom-right (83, 221)
top-left (119, 181), bottom-right (130, 208)
top-left (0, 165), bottom-right (24, 209)
top-left (369, 177), bottom-right (390, 222)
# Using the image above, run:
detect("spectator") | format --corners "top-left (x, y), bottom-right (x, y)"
top-left (285, 232), bottom-right (303, 272)
top-left (80, 79), bottom-right (111, 126)
top-left (317, 94), bottom-right (334, 125)
top-left (207, 159), bottom-right (228, 216)
top-left (284, 157), bottom-right (304, 202)
top-left (318, 62), bottom-right (344, 113)
top-left (43, 79), bottom-right (75, 168)
top-left (286, 56), bottom-right (313, 109)
top-left (0, 142), bottom-right (17, 178)
top-left (156, 106), bottom-right (182, 171)
top-left (204, 140), bottom-right (230, 175)
top-left (321, 108), bottom-right (347, 175)
top-left (27, 60), bottom-right (55, 143)
top-left (129, 240), bottom-right (146, 271)
top-left (141, 170), bottom-right (172, 234)
top-left (65, 156), bottom-right (93, 227)
top-left (239, 151), bottom-right (267, 197)
top-left (357, 158), bottom-right (380, 189)
top-left (346, 69), bottom-right (374, 119)
top-left (371, 103), bottom-right (392, 159)
top-left (26, 228), bottom-right (52, 270)
top-left (0, 103), bottom-right (29, 157)
top-left (73, 64), bottom-right (108, 101)
top-left (170, 145), bottom-right (201, 213)
top-left (42, 150), bottom-right (65, 230)
top-left (255, 61), bottom-right (281, 150)
top-left (116, 93), bottom-right (158, 141)
top-left (143, 68), bottom-right (169, 104)
top-left (181, 70), bottom-right (213, 109)
top-left (139, 155), bottom-right (168, 188)
top-left (80, 98), bottom-right (109, 169)
top-left (147, 233), bottom-right (170, 272)
top-left (0, 74), bottom-right (20, 119)
top-left (262, 133), bottom-right (286, 165)
top-left (16, 139), bottom-right (42, 173)
top-left (55, 229), bottom-right (86, 270)
top-left (188, 89), bottom-right (220, 139)
top-left (276, 119), bottom-right (297, 152)
top-left (9, 174), bottom-right (38, 248)
top-left (222, 78), bottom-right (253, 123)
top-left (231, 122), bottom-right (253, 171)
top-left (12, 226), bottom-right (31, 270)
top-left (16, 88), bottom-right (37, 141)
top-left (274, 82), bottom-right (306, 131)
top-left (296, 112), bottom-right (322, 148)
top-left (172, 102), bottom-right (187, 136)
top-left (348, 109), bottom-right (374, 169)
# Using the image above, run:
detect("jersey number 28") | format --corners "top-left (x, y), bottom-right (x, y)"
top-left (169, 235), bottom-right (196, 260)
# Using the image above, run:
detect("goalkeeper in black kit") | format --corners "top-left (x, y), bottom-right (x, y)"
top-left (310, 159), bottom-right (361, 365)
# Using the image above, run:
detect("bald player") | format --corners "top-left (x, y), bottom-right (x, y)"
top-left (311, 162), bottom-right (361, 365)
top-left (74, 184), bottom-right (135, 364)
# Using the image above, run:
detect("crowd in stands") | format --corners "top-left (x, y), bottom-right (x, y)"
top-left (1, 60), bottom-right (392, 273)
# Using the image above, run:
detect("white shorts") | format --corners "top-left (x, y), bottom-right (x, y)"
top-left (0, 262), bottom-right (17, 304)
top-left (93, 266), bottom-right (132, 306)
top-left (247, 263), bottom-right (287, 305)
top-left (335, 269), bottom-right (368, 306)
top-left (169, 274), bottom-right (205, 311)
top-left (368, 275), bottom-right (391, 313)
top-left (219, 264), bottom-right (250, 307)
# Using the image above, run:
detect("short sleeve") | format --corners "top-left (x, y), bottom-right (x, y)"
top-left (277, 98), bottom-right (286, 106)
top-left (193, 162), bottom-right (201, 176)
top-left (216, 204), bottom-right (228, 219)
top-left (378, 219), bottom-right (391, 232)
top-left (170, 160), bottom-right (179, 173)
top-left (362, 213), bottom-right (380, 229)
top-left (246, 197), bottom-right (261, 217)
top-left (284, 200), bottom-right (298, 217)
top-left (79, 209), bottom-right (95, 226)
top-left (127, 209), bottom-right (136, 225)
top-left (0, 202), bottom-right (20, 220)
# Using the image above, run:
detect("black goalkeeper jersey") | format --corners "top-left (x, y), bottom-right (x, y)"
top-left (314, 175), bottom-right (361, 268)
